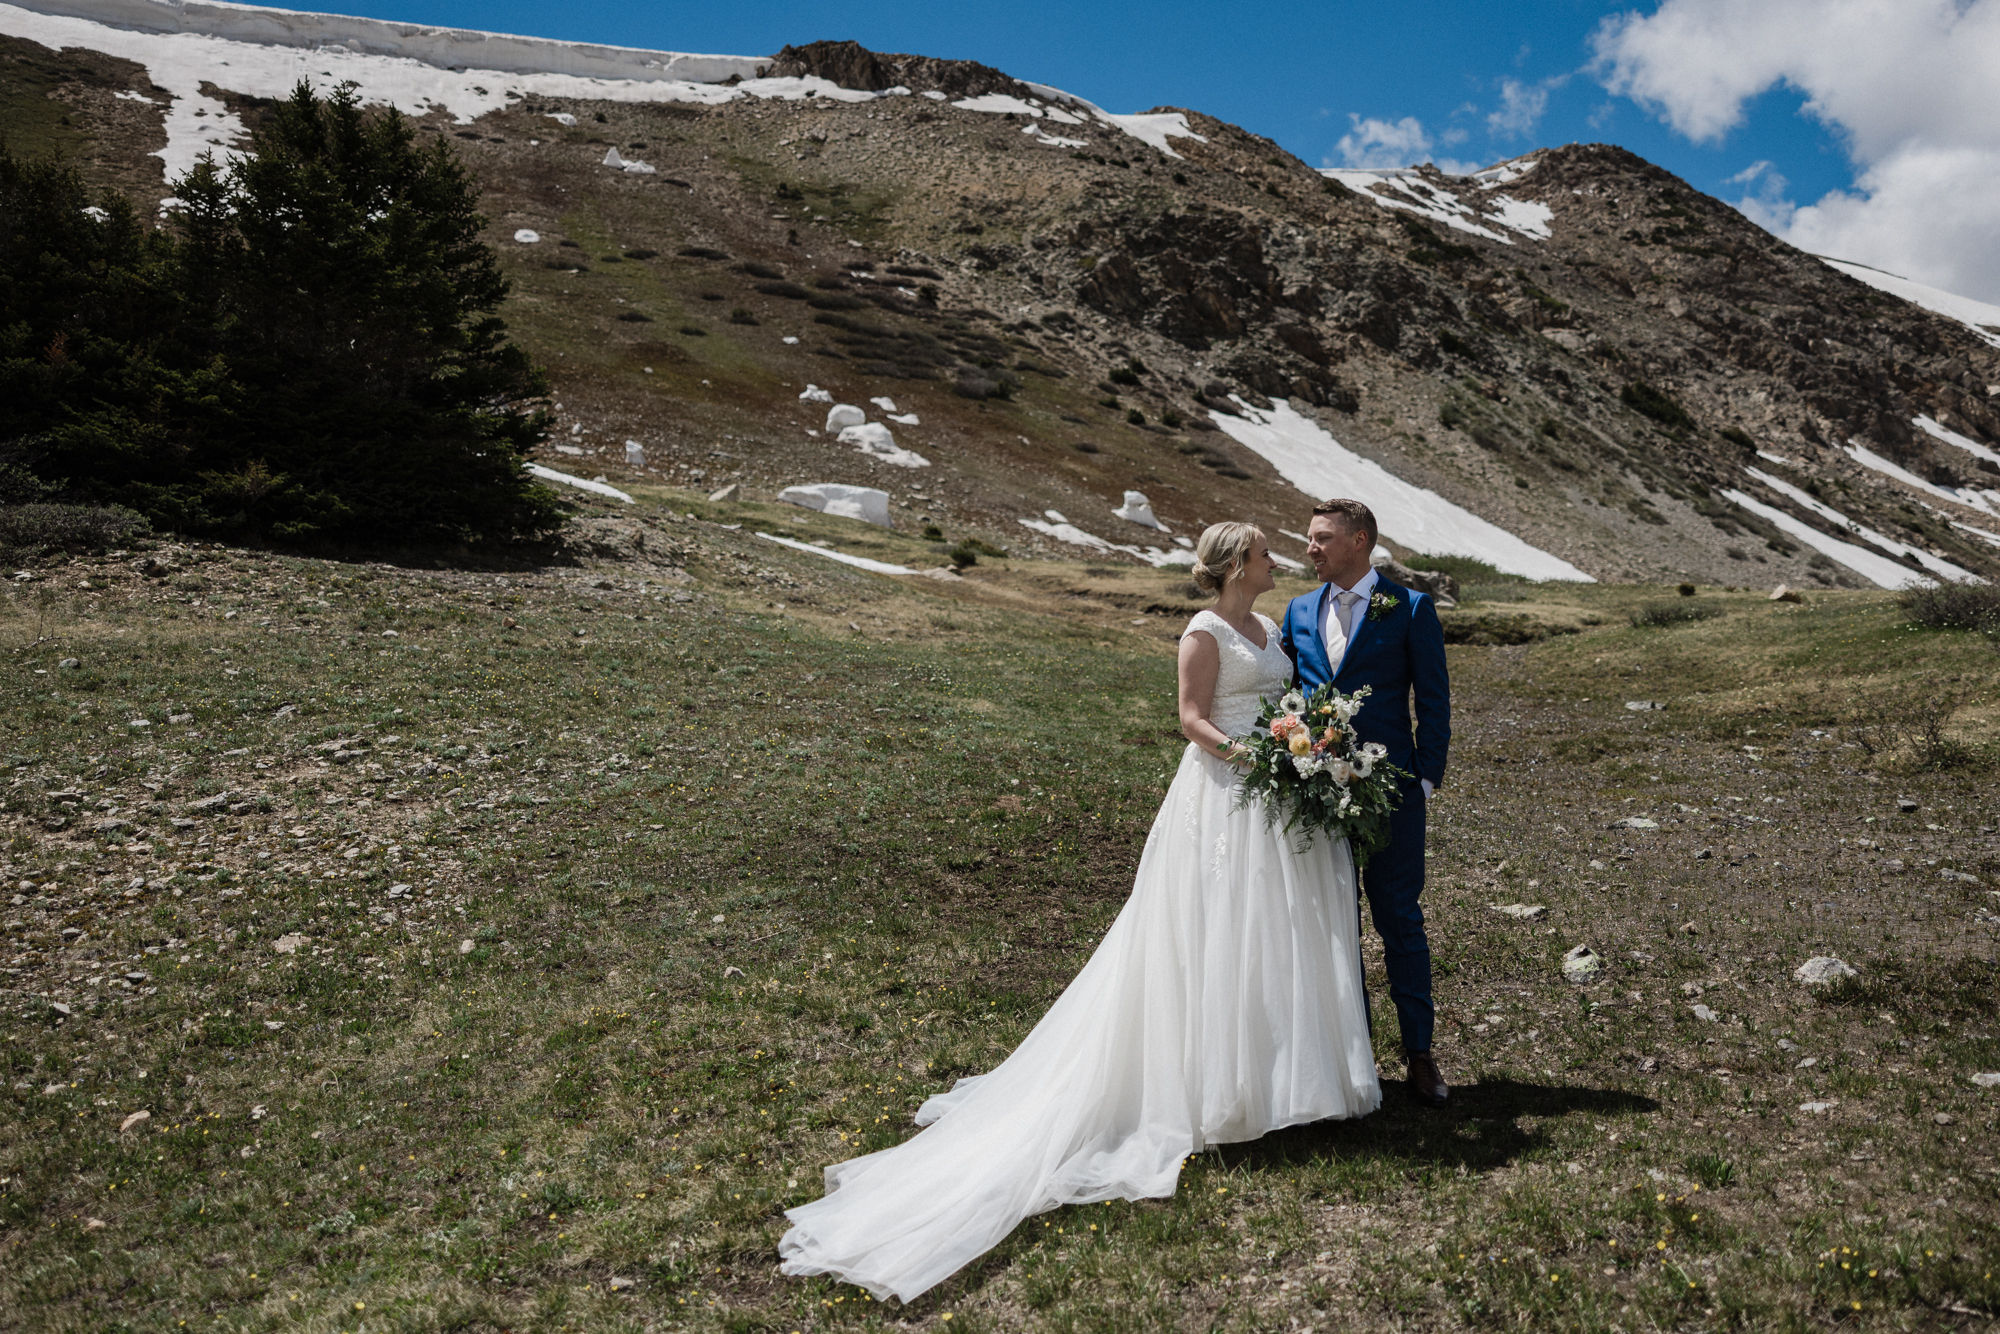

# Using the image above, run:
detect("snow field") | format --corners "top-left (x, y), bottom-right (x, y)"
top-left (1821, 258), bottom-right (2000, 350)
top-left (1721, 489), bottom-right (1933, 590)
top-left (1743, 467), bottom-right (1979, 583)
top-left (1206, 399), bottom-right (1593, 582)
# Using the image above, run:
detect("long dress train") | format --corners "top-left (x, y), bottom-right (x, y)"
top-left (778, 609), bottom-right (1380, 1301)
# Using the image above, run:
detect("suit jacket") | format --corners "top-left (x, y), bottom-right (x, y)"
top-left (1279, 577), bottom-right (1451, 788)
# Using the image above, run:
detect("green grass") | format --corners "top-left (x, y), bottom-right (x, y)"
top-left (1, 513), bottom-right (1996, 1331)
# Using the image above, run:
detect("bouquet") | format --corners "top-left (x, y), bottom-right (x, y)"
top-left (1233, 682), bottom-right (1408, 864)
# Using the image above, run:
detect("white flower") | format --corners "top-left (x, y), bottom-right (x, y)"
top-left (1328, 758), bottom-right (1355, 784)
top-left (1352, 754), bottom-right (1374, 778)
top-left (1362, 742), bottom-right (1387, 760)
top-left (1279, 690), bottom-right (1307, 715)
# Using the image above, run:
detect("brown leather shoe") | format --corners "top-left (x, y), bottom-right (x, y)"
top-left (1406, 1050), bottom-right (1449, 1108)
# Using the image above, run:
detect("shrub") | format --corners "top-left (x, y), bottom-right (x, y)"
top-left (1126, 408), bottom-right (1146, 426)
top-left (728, 308), bottom-right (758, 325)
top-left (1677, 582), bottom-right (1697, 597)
top-left (1629, 602), bottom-right (1719, 628)
top-left (0, 502), bottom-right (149, 559)
top-left (1161, 408), bottom-right (1184, 429)
top-left (1899, 582), bottom-right (2000, 635)
top-left (1108, 364), bottom-right (1140, 386)
top-left (1620, 381), bottom-right (1696, 433)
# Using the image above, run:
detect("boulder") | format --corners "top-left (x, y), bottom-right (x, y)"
top-left (1769, 584), bottom-right (1803, 602)
top-left (777, 483), bottom-right (892, 528)
top-left (1371, 553), bottom-right (1460, 604)
top-left (706, 483), bottom-right (741, 503)
top-left (1112, 490), bottom-right (1168, 530)
top-left (1793, 955), bottom-right (1858, 987)
top-left (826, 404), bottom-right (867, 432)
top-left (623, 440), bottom-right (646, 467)
top-left (1560, 944), bottom-right (1603, 982)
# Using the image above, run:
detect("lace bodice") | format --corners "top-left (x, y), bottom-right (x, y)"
top-left (1184, 609), bottom-right (1290, 737)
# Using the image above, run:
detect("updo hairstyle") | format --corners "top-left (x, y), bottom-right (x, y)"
top-left (1191, 522), bottom-right (1264, 595)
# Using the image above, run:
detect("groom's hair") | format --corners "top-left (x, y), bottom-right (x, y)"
top-left (1312, 498), bottom-right (1377, 546)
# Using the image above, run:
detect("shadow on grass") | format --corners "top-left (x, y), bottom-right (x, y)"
top-left (1218, 1078), bottom-right (1659, 1176)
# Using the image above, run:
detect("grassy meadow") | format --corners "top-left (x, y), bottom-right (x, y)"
top-left (1, 489), bottom-right (1997, 1332)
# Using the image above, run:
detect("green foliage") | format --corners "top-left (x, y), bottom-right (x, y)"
top-left (0, 501), bottom-right (149, 561)
top-left (0, 81), bottom-right (561, 548)
top-left (1630, 602), bottom-right (1719, 627)
top-left (1899, 581), bottom-right (2000, 636)
top-left (1620, 381), bottom-right (1696, 433)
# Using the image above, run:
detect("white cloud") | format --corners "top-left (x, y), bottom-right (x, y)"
top-left (1328, 114), bottom-right (1482, 175)
top-left (1487, 77), bottom-right (1552, 139)
top-left (1592, 0), bottom-right (2000, 303)
top-left (1332, 114), bottom-right (1433, 168)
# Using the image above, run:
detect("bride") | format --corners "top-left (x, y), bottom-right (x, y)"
top-left (779, 522), bottom-right (1381, 1302)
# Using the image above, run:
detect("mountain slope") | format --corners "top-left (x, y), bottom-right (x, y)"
top-left (5, 0), bottom-right (1998, 589)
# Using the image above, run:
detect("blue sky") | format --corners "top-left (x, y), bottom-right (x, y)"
top-left (284, 0), bottom-right (1847, 202)
top-left (256, 0), bottom-right (2000, 302)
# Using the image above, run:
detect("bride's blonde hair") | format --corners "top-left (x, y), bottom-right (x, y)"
top-left (1191, 522), bottom-right (1264, 595)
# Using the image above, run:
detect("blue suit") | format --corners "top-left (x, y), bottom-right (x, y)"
top-left (1280, 577), bottom-right (1450, 1054)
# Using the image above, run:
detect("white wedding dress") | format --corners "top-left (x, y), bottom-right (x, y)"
top-left (778, 609), bottom-right (1380, 1301)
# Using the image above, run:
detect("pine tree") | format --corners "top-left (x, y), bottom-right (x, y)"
top-left (0, 81), bottom-right (562, 546)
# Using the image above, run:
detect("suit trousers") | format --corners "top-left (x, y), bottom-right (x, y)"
top-left (1358, 778), bottom-right (1433, 1054)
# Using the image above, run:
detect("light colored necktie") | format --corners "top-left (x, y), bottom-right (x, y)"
top-left (1335, 590), bottom-right (1362, 642)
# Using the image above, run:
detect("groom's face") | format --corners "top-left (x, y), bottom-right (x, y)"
top-left (1306, 515), bottom-right (1369, 585)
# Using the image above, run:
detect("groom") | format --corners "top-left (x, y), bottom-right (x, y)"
top-left (1279, 499), bottom-right (1452, 1108)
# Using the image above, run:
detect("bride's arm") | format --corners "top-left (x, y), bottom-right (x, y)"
top-left (1178, 631), bottom-right (1248, 767)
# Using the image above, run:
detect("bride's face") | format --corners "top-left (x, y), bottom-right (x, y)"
top-left (1239, 537), bottom-right (1277, 596)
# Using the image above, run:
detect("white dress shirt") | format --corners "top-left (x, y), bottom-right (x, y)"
top-left (1319, 567), bottom-right (1434, 800)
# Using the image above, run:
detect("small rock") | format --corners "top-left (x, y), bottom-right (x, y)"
top-left (624, 440), bottom-right (646, 467)
top-left (1769, 584), bottom-right (1802, 602)
top-left (1691, 1003), bottom-right (1719, 1023)
top-left (1940, 868), bottom-right (1980, 885)
top-left (1587, 859), bottom-right (1607, 871)
top-left (1794, 956), bottom-right (1858, 987)
top-left (1883, 858), bottom-right (1906, 872)
top-left (503, 615), bottom-right (518, 629)
top-left (1624, 700), bottom-right (1663, 711)
top-left (1797, 1056), bottom-right (1817, 1068)
top-left (271, 934), bottom-right (307, 955)
top-left (59, 658), bottom-right (80, 670)
top-left (1897, 797), bottom-right (1918, 813)
top-left (1681, 982), bottom-right (1704, 997)
top-left (119, 1110), bottom-right (150, 1133)
top-left (1490, 903), bottom-right (1547, 920)
top-left (1680, 921), bottom-right (1699, 935)
top-left (609, 1276), bottom-right (637, 1291)
top-left (1777, 1039), bottom-right (1799, 1051)
top-left (49, 1001), bottom-right (71, 1018)
top-left (1934, 1112), bottom-right (1954, 1125)
top-left (722, 965), bottom-right (744, 978)
top-left (707, 483), bottom-right (741, 503)
top-left (1798, 1100), bottom-right (1835, 1114)
top-left (1972, 1072), bottom-right (2000, 1089)
top-left (264, 1020), bottom-right (284, 1031)
top-left (83, 1217), bottom-right (107, 1232)
top-left (1636, 1056), bottom-right (1658, 1074)
top-left (1609, 816), bottom-right (1659, 830)
top-left (459, 939), bottom-right (476, 954)
top-left (1693, 847), bottom-right (1713, 860)
top-left (1561, 944), bottom-right (1603, 982)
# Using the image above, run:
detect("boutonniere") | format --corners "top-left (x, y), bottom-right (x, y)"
top-left (1366, 591), bottom-right (1400, 622)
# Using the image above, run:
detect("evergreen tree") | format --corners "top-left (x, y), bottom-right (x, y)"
top-left (0, 81), bottom-right (562, 546)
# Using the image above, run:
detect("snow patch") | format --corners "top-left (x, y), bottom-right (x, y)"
top-left (755, 531), bottom-right (911, 575)
top-left (526, 463), bottom-right (632, 503)
top-left (1207, 398), bottom-right (1593, 582)
top-left (602, 146), bottom-right (654, 175)
top-left (1319, 168), bottom-right (1552, 244)
top-left (777, 483), bottom-right (890, 527)
top-left (1018, 518), bottom-right (1192, 568)
top-left (797, 384), bottom-right (833, 404)
top-left (837, 422), bottom-right (929, 469)
top-left (1822, 257), bottom-right (2000, 350)
top-left (1744, 466), bottom-right (1979, 583)
top-left (1846, 441), bottom-right (1998, 516)
top-left (1722, 488), bottom-right (1932, 589)
top-left (1914, 414), bottom-right (2000, 466)
top-left (868, 395), bottom-right (898, 414)
top-left (1112, 490), bottom-right (1167, 531)
top-left (885, 412), bottom-right (920, 426)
